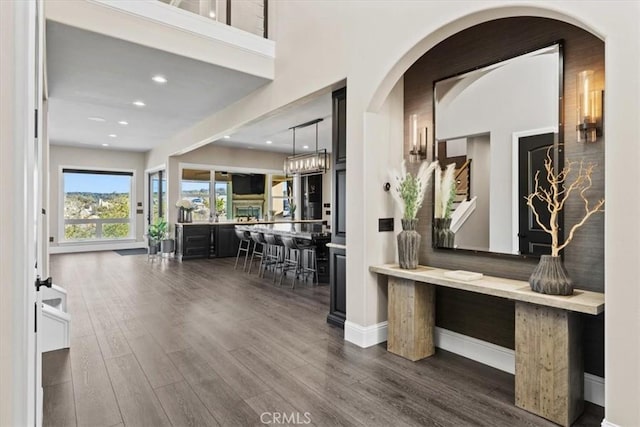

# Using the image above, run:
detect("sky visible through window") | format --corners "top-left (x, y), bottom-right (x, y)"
top-left (64, 173), bottom-right (130, 193)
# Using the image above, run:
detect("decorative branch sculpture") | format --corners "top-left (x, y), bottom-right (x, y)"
top-left (525, 148), bottom-right (604, 257)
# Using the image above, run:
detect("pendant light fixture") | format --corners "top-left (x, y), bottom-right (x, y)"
top-left (284, 118), bottom-right (329, 176)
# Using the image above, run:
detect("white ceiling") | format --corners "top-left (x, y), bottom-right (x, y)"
top-left (46, 22), bottom-right (270, 152)
top-left (46, 21), bottom-right (334, 155)
top-left (211, 93), bottom-right (333, 153)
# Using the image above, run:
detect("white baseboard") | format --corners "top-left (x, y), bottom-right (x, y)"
top-left (434, 327), bottom-right (515, 373)
top-left (50, 241), bottom-right (146, 254)
top-left (585, 373), bottom-right (605, 408)
top-left (344, 320), bottom-right (388, 348)
top-left (601, 420), bottom-right (620, 427)
top-left (344, 321), bottom-right (604, 406)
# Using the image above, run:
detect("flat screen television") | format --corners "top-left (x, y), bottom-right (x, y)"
top-left (232, 173), bottom-right (265, 195)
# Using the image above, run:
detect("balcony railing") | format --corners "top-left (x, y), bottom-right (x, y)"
top-left (160, 0), bottom-right (268, 38)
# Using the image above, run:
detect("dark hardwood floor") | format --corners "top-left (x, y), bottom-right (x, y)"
top-left (43, 252), bottom-right (604, 426)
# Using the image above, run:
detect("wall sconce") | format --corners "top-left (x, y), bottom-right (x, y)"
top-left (577, 70), bottom-right (603, 143)
top-left (408, 114), bottom-right (427, 163)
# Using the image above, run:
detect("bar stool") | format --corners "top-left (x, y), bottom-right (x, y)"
top-left (234, 230), bottom-right (252, 271)
top-left (264, 233), bottom-right (284, 283)
top-left (279, 236), bottom-right (301, 289)
top-left (298, 242), bottom-right (319, 285)
top-left (248, 232), bottom-right (267, 276)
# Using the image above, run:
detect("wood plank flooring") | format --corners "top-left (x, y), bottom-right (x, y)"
top-left (43, 251), bottom-right (603, 427)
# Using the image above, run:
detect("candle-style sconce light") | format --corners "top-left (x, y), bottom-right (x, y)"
top-left (408, 114), bottom-right (427, 163)
top-left (577, 70), bottom-right (603, 143)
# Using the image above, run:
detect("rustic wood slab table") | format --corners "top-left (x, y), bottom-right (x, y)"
top-left (369, 264), bottom-right (604, 426)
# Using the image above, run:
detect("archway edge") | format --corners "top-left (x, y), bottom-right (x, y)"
top-left (366, 4), bottom-right (604, 114)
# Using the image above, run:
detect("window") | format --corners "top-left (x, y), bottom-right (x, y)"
top-left (181, 169), bottom-right (211, 221)
top-left (270, 175), bottom-right (293, 218)
top-left (62, 169), bottom-right (134, 241)
top-left (214, 174), bottom-right (231, 219)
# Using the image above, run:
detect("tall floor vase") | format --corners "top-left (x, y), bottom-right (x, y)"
top-left (529, 255), bottom-right (574, 295)
top-left (397, 218), bottom-right (421, 269)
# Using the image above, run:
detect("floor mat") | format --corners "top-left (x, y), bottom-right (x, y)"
top-left (113, 248), bottom-right (148, 256)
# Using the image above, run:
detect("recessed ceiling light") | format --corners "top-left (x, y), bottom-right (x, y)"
top-left (265, 140), bottom-right (273, 144)
top-left (303, 145), bottom-right (309, 149)
top-left (209, 11), bottom-right (216, 18)
top-left (118, 120), bottom-right (128, 126)
top-left (88, 116), bottom-right (106, 122)
top-left (109, 134), bottom-right (117, 138)
top-left (223, 135), bottom-right (231, 139)
top-left (152, 75), bottom-right (167, 84)
top-left (133, 100), bottom-right (146, 107)
top-left (102, 143), bottom-right (109, 147)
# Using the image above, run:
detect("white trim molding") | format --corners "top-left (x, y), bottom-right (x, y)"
top-left (601, 420), bottom-right (620, 427)
top-left (434, 326), bottom-right (515, 374)
top-left (344, 321), bottom-right (604, 406)
top-left (344, 320), bottom-right (388, 348)
top-left (50, 241), bottom-right (146, 254)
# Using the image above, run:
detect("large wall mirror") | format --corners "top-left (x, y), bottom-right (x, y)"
top-left (433, 43), bottom-right (563, 256)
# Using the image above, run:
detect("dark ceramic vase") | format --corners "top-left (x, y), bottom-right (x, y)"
top-left (433, 217), bottom-right (455, 248)
top-left (397, 218), bottom-right (420, 269)
top-left (177, 207), bottom-right (185, 223)
top-left (529, 255), bottom-right (574, 295)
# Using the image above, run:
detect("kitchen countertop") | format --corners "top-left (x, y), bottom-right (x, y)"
top-left (175, 219), bottom-right (326, 226)
top-left (235, 222), bottom-right (330, 240)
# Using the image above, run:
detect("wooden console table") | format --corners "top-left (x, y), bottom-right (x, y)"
top-left (369, 264), bottom-right (604, 427)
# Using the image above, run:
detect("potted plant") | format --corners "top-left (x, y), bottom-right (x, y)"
top-left (147, 220), bottom-right (164, 255)
top-left (389, 160), bottom-right (438, 269)
top-left (289, 202), bottom-right (297, 220)
top-left (215, 197), bottom-right (225, 222)
top-left (525, 148), bottom-right (604, 295)
top-left (433, 163), bottom-right (457, 248)
top-left (159, 220), bottom-right (175, 255)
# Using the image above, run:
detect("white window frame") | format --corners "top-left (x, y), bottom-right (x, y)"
top-left (58, 165), bottom-right (136, 244)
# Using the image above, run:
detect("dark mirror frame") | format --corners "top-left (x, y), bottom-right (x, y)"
top-left (431, 40), bottom-right (565, 260)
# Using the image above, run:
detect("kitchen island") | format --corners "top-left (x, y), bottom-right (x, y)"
top-left (175, 220), bottom-right (327, 262)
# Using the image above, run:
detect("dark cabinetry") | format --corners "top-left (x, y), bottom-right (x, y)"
top-left (327, 247), bottom-right (346, 327)
top-left (302, 174), bottom-right (323, 220)
top-left (216, 225), bottom-right (240, 258)
top-left (179, 225), bottom-right (210, 260)
top-left (176, 224), bottom-right (240, 260)
top-left (327, 87), bottom-right (347, 328)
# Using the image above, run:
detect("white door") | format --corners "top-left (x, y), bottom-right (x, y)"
top-left (0, 0), bottom-right (43, 424)
top-left (34, 0), bottom-right (46, 424)
top-left (32, 0), bottom-right (46, 424)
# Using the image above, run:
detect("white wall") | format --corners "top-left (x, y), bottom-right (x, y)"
top-left (456, 136), bottom-right (491, 251)
top-left (1, 2), bottom-right (18, 424)
top-left (49, 145), bottom-right (146, 248)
